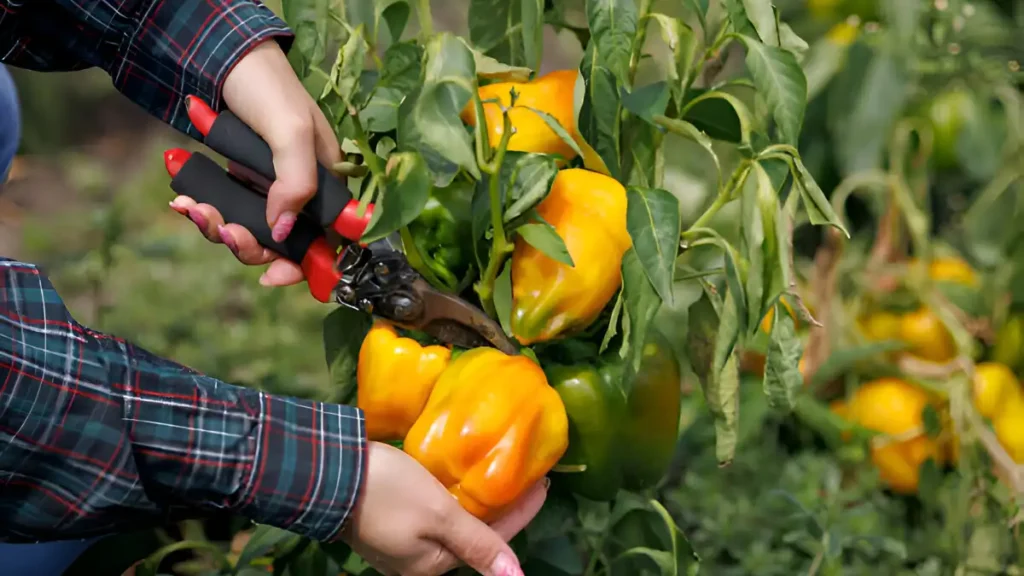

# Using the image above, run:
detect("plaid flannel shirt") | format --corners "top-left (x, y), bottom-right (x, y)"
top-left (0, 0), bottom-right (368, 543)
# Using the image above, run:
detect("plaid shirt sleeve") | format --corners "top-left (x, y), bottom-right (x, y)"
top-left (0, 0), bottom-right (293, 137)
top-left (0, 258), bottom-right (367, 543)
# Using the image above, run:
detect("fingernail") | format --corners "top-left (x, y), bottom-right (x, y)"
top-left (168, 200), bottom-right (187, 215)
top-left (187, 207), bottom-right (208, 231)
top-left (542, 477), bottom-right (551, 490)
top-left (218, 225), bottom-right (239, 256)
top-left (489, 553), bottom-right (522, 576)
top-left (258, 272), bottom-right (272, 287)
top-left (271, 211), bottom-right (296, 243)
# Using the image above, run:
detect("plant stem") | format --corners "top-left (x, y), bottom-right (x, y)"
top-left (474, 111), bottom-right (515, 317)
top-left (348, 107), bottom-right (384, 178)
top-left (416, 0), bottom-right (433, 39)
top-left (682, 160), bottom-right (751, 238)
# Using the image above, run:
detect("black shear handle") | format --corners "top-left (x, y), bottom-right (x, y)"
top-left (186, 96), bottom-right (372, 242)
top-left (168, 150), bottom-right (343, 304)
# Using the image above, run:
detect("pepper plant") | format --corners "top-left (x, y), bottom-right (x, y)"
top-left (195, 0), bottom-right (843, 573)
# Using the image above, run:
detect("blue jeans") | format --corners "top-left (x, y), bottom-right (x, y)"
top-left (0, 63), bottom-right (20, 179)
top-left (0, 64), bottom-right (98, 575)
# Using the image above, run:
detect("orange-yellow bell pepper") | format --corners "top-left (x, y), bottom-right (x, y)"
top-left (460, 70), bottom-right (579, 160)
top-left (510, 168), bottom-right (632, 345)
top-left (356, 321), bottom-right (450, 442)
top-left (403, 348), bottom-right (569, 521)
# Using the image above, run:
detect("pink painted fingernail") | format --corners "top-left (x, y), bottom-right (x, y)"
top-left (187, 206), bottom-right (208, 231)
top-left (218, 225), bottom-right (239, 256)
top-left (489, 553), bottom-right (522, 576)
top-left (168, 200), bottom-right (187, 215)
top-left (271, 211), bottom-right (296, 243)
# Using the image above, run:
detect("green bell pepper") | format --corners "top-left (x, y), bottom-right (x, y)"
top-left (406, 184), bottom-right (474, 292)
top-left (547, 328), bottom-right (682, 501)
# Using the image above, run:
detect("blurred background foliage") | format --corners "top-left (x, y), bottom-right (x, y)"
top-left (2, 0), bottom-right (1024, 574)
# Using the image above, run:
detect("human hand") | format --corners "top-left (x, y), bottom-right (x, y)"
top-left (342, 442), bottom-right (547, 576)
top-left (170, 39), bottom-right (340, 287)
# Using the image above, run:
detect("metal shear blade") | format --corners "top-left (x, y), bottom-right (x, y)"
top-left (405, 279), bottom-right (518, 355)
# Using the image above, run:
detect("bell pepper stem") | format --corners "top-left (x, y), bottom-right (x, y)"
top-left (474, 109), bottom-right (515, 318)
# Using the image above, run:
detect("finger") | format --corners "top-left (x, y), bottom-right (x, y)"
top-left (259, 258), bottom-right (306, 287)
top-left (264, 117), bottom-right (318, 241)
top-left (432, 506), bottom-right (524, 576)
top-left (170, 199), bottom-right (225, 243)
top-left (488, 480), bottom-right (549, 542)
top-left (217, 224), bottom-right (277, 265)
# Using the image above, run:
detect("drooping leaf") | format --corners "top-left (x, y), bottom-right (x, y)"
top-left (323, 307), bottom-right (374, 404)
top-left (735, 34), bottom-right (807, 146)
top-left (372, 0), bottom-right (410, 51)
top-left (723, 0), bottom-right (757, 37)
top-left (620, 248), bottom-right (662, 378)
top-left (413, 34), bottom-right (480, 179)
top-left (504, 153), bottom-right (559, 223)
top-left (680, 89), bottom-right (753, 145)
top-left (787, 152), bottom-right (849, 236)
top-left (361, 152), bottom-right (432, 243)
top-left (742, 162), bottom-right (784, 333)
top-left (600, 290), bottom-right (625, 354)
top-left (741, 0), bottom-right (781, 46)
top-left (469, 0), bottom-right (525, 66)
top-left (649, 499), bottom-right (701, 570)
top-left (494, 260), bottom-right (515, 337)
top-left (473, 50), bottom-right (533, 82)
top-left (763, 308), bottom-right (803, 412)
top-left (579, 63), bottom-right (623, 179)
top-left (626, 187), bottom-right (680, 306)
top-left (516, 222), bottom-right (574, 266)
top-left (688, 288), bottom-right (741, 465)
top-left (521, 0), bottom-right (545, 72)
top-left (648, 13), bottom-right (699, 110)
top-left (584, 0), bottom-right (638, 84)
top-left (653, 116), bottom-right (720, 185)
top-left (523, 106), bottom-right (585, 160)
top-left (621, 116), bottom-right (663, 187)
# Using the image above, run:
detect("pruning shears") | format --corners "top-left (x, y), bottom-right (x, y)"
top-left (163, 96), bottom-right (517, 355)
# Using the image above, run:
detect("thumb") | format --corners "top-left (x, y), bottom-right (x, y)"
top-left (435, 508), bottom-right (524, 576)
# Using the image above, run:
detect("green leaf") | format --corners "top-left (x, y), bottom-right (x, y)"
top-left (579, 64), bottom-right (623, 179)
top-left (621, 81), bottom-right (671, 124)
top-left (830, 51), bottom-right (909, 175)
top-left (742, 162), bottom-right (784, 333)
top-left (378, 41), bottom-right (425, 93)
top-left (680, 89), bottom-right (753, 145)
top-left (762, 308), bottom-right (803, 412)
top-left (809, 340), bottom-right (907, 389)
top-left (687, 288), bottom-right (740, 465)
top-left (473, 50), bottom-right (533, 82)
top-left (285, 541), bottom-right (333, 576)
top-left (787, 152), bottom-right (849, 236)
top-left (516, 222), bottom-right (574, 266)
top-left (504, 153), bottom-right (559, 224)
top-left (521, 0), bottom-right (545, 72)
top-left (325, 25), bottom-right (369, 107)
top-left (323, 307), bottom-right (374, 405)
top-left (361, 152), bottom-right (432, 243)
top-left (236, 526), bottom-right (301, 571)
top-left (494, 260), bottom-right (514, 337)
top-left (648, 14), bottom-right (699, 110)
top-left (649, 499), bottom-right (701, 571)
top-left (735, 34), bottom-right (807, 146)
top-left (282, 0), bottom-right (332, 78)
top-left (740, 0), bottom-right (780, 46)
top-left (600, 290), bottom-right (625, 354)
top-left (469, 0), bottom-right (525, 66)
top-left (413, 34), bottom-right (480, 180)
top-left (621, 115), bottom-right (663, 187)
top-left (522, 106), bottom-right (585, 159)
top-left (626, 187), bottom-right (680, 306)
top-left (373, 0), bottom-right (410, 51)
top-left (585, 0), bottom-right (638, 84)
top-left (723, 0), bottom-right (756, 37)
top-left (685, 0), bottom-right (709, 33)
top-left (620, 248), bottom-right (662, 377)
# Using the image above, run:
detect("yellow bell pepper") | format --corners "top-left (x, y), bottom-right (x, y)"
top-left (356, 321), bottom-right (450, 442)
top-left (403, 348), bottom-right (569, 522)
top-left (510, 168), bottom-right (632, 345)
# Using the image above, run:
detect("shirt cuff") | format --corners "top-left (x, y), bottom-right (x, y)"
top-left (235, 393), bottom-right (368, 542)
top-left (115, 0), bottom-right (294, 138)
